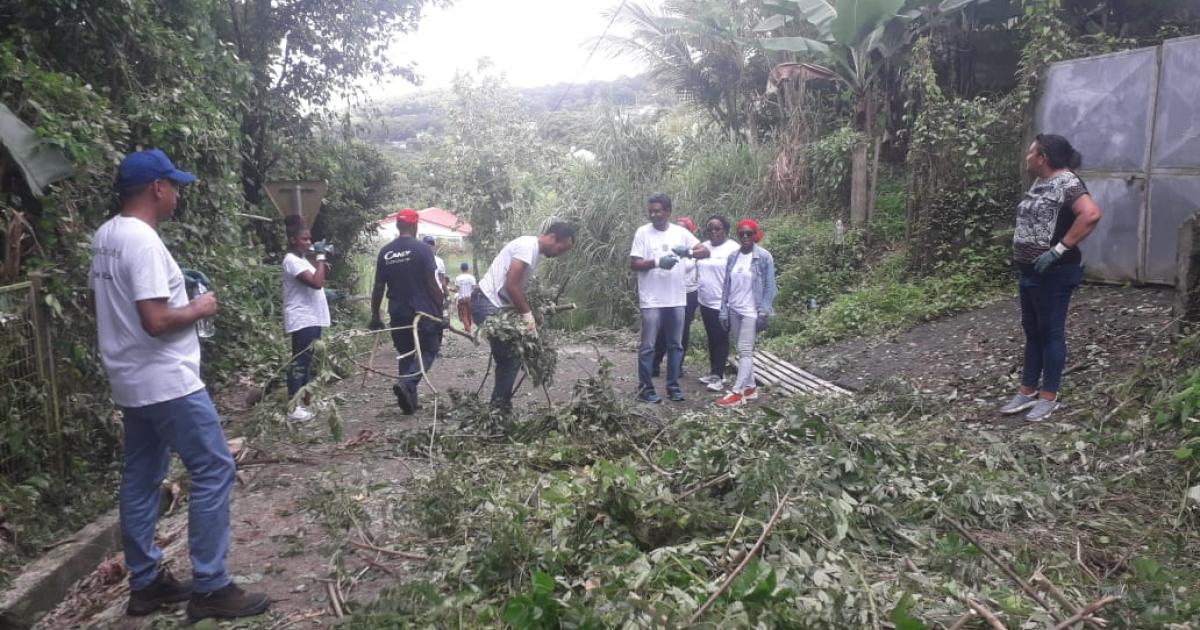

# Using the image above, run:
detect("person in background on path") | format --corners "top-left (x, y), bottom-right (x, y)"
top-left (423, 234), bottom-right (450, 315)
top-left (651, 217), bottom-right (700, 378)
top-left (370, 209), bottom-right (446, 415)
top-left (472, 223), bottom-right (577, 412)
top-left (999, 134), bottom-right (1101, 422)
top-left (715, 219), bottom-right (777, 407)
top-left (281, 214), bottom-right (330, 422)
top-left (629, 193), bottom-right (710, 403)
top-left (90, 149), bottom-right (268, 620)
top-left (454, 261), bottom-right (477, 333)
top-left (696, 214), bottom-right (739, 392)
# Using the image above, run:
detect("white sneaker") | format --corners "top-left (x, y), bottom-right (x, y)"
top-left (698, 374), bottom-right (721, 385)
top-left (705, 379), bottom-right (725, 392)
top-left (287, 406), bottom-right (313, 422)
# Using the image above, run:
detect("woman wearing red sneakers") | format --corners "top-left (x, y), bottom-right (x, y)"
top-left (715, 219), bottom-right (776, 407)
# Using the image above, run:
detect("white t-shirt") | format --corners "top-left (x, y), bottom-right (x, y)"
top-left (726, 251), bottom-right (757, 318)
top-left (479, 235), bottom-right (541, 307)
top-left (434, 256), bottom-right (447, 282)
top-left (281, 253), bottom-right (331, 334)
top-left (697, 239), bottom-right (740, 309)
top-left (454, 273), bottom-right (477, 302)
top-left (682, 258), bottom-right (698, 294)
top-left (629, 223), bottom-right (699, 308)
top-left (89, 215), bottom-right (204, 408)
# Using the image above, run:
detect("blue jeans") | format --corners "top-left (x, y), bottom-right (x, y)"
top-left (1018, 263), bottom-right (1083, 394)
top-left (639, 306), bottom-right (684, 395)
top-left (287, 326), bottom-right (322, 400)
top-left (390, 312), bottom-right (443, 401)
top-left (120, 389), bottom-right (235, 593)
top-left (653, 291), bottom-right (698, 373)
top-left (470, 293), bottom-right (521, 410)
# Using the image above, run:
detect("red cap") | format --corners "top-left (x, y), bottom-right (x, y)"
top-left (395, 208), bottom-right (419, 224)
top-left (737, 218), bottom-right (764, 243)
top-left (677, 216), bottom-right (696, 233)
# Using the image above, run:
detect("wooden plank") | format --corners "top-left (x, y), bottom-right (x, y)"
top-left (752, 355), bottom-right (825, 395)
top-left (751, 363), bottom-right (804, 395)
top-left (759, 351), bottom-right (852, 396)
top-left (726, 358), bottom-right (803, 395)
top-left (755, 351), bottom-right (843, 394)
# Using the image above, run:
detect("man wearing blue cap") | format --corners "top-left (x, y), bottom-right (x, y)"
top-left (89, 149), bottom-right (268, 621)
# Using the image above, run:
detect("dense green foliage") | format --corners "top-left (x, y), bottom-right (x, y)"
top-left (0, 0), bottom-right (428, 574)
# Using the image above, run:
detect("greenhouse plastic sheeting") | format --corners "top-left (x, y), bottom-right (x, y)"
top-left (1035, 35), bottom-right (1200, 285)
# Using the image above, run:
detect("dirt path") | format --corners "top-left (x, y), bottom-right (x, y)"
top-left (36, 283), bottom-right (1175, 628)
top-left (36, 326), bottom-right (734, 628)
top-left (801, 283), bottom-right (1175, 424)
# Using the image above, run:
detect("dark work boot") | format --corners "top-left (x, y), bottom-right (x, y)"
top-left (186, 583), bottom-right (270, 622)
top-left (392, 381), bottom-right (415, 414)
top-left (126, 568), bottom-right (191, 616)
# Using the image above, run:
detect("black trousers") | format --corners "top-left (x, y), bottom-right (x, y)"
top-left (698, 305), bottom-right (730, 379)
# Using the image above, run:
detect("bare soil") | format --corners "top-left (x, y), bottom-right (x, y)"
top-left (33, 282), bottom-right (1175, 628)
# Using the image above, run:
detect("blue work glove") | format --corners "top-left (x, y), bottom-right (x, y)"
top-left (310, 240), bottom-right (336, 256)
top-left (1033, 244), bottom-right (1065, 274)
top-left (181, 268), bottom-right (210, 292)
top-left (657, 255), bottom-right (679, 270)
top-left (755, 313), bottom-right (769, 333)
top-left (670, 245), bottom-right (692, 258)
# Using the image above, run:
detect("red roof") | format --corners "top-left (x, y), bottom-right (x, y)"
top-left (377, 207), bottom-right (472, 236)
top-left (419, 207), bottom-right (472, 235)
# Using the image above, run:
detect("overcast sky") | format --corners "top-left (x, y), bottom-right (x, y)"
top-left (365, 0), bottom-right (658, 99)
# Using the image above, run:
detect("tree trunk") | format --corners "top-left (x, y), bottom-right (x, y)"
top-left (849, 142), bottom-right (869, 226)
top-left (850, 90), bottom-right (877, 227)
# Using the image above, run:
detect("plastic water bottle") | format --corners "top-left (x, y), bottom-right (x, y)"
top-left (194, 283), bottom-right (215, 339)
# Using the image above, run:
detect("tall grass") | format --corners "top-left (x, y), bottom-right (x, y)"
top-left (520, 112), bottom-right (774, 329)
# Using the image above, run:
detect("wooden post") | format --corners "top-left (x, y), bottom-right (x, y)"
top-left (28, 272), bottom-right (64, 476)
top-left (1174, 211), bottom-right (1200, 336)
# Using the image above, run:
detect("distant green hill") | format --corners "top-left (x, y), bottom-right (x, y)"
top-left (356, 75), bottom-right (675, 149)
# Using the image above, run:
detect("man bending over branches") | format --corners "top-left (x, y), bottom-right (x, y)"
top-left (471, 222), bottom-right (577, 413)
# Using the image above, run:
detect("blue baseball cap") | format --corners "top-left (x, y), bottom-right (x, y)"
top-left (116, 149), bottom-right (197, 190)
top-left (421, 235), bottom-right (436, 244)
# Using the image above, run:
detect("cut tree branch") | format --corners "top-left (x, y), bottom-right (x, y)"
top-left (689, 492), bottom-right (790, 624)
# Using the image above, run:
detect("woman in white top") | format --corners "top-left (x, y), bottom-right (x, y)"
top-left (281, 215), bottom-right (330, 421)
top-left (715, 218), bottom-right (777, 407)
top-left (453, 262), bottom-right (477, 333)
top-left (695, 215), bottom-right (741, 391)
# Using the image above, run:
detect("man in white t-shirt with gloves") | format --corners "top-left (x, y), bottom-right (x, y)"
top-left (89, 149), bottom-right (268, 621)
top-left (471, 222), bottom-right (576, 412)
top-left (629, 193), bottom-right (709, 403)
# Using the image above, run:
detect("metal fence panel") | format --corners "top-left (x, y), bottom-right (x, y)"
top-left (0, 278), bottom-right (62, 480)
top-left (1037, 48), bottom-right (1157, 173)
top-left (1080, 178), bottom-right (1144, 283)
top-left (1152, 36), bottom-right (1200, 170)
top-left (1147, 176), bottom-right (1200, 284)
top-left (1036, 35), bottom-right (1200, 285)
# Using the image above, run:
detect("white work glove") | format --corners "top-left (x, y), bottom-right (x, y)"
top-left (520, 311), bottom-right (538, 337)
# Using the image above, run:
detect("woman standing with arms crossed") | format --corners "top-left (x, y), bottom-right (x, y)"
top-left (715, 219), bottom-right (776, 407)
top-left (281, 215), bottom-right (330, 422)
top-left (999, 134), bottom-right (1101, 422)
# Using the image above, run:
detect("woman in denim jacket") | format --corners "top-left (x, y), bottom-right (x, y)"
top-left (716, 219), bottom-right (777, 406)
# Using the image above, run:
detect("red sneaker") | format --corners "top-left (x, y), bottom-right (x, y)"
top-left (715, 392), bottom-right (744, 407)
top-left (742, 387), bottom-right (758, 400)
